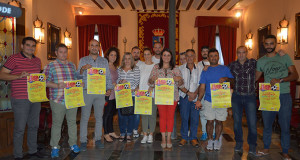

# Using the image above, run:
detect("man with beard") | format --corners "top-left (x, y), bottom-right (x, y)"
top-left (78, 39), bottom-right (113, 151)
top-left (197, 46), bottom-right (215, 141)
top-left (132, 46), bottom-right (144, 67)
top-left (256, 35), bottom-right (298, 159)
top-left (152, 42), bottom-right (163, 64)
top-left (131, 46), bottom-right (142, 138)
top-left (195, 48), bottom-right (234, 151)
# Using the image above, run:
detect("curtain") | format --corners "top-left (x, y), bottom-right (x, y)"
top-left (97, 24), bottom-right (118, 55)
top-left (219, 25), bottom-right (237, 65)
top-left (78, 24), bottom-right (95, 59)
top-left (198, 26), bottom-right (216, 61)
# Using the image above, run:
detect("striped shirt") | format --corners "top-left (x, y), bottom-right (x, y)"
top-left (117, 66), bottom-right (140, 96)
top-left (78, 55), bottom-right (113, 90)
top-left (43, 59), bottom-right (77, 104)
top-left (3, 52), bottom-right (41, 99)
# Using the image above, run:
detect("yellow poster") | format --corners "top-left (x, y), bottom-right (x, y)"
top-left (210, 82), bottom-right (231, 108)
top-left (259, 83), bottom-right (280, 111)
top-left (155, 78), bottom-right (174, 105)
top-left (27, 73), bottom-right (49, 102)
top-left (87, 68), bottom-right (106, 94)
top-left (135, 90), bottom-right (152, 115)
top-left (115, 82), bottom-right (133, 108)
top-left (64, 80), bottom-right (85, 109)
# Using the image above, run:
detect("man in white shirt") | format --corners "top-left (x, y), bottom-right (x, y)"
top-left (152, 42), bottom-right (163, 64)
top-left (132, 46), bottom-right (144, 67)
top-left (178, 49), bottom-right (201, 147)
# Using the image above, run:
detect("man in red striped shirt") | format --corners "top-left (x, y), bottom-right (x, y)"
top-left (0, 37), bottom-right (47, 159)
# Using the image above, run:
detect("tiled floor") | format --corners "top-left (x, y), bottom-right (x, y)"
top-left (1, 108), bottom-right (300, 160)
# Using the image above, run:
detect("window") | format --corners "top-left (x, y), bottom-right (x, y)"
top-left (94, 31), bottom-right (104, 57)
top-left (215, 34), bottom-right (224, 65)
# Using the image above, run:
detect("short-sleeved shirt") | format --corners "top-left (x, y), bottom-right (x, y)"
top-left (43, 59), bottom-right (77, 104)
top-left (3, 52), bottom-right (41, 99)
top-left (199, 65), bottom-right (234, 102)
top-left (256, 53), bottom-right (294, 94)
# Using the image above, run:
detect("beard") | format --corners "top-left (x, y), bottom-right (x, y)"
top-left (134, 57), bottom-right (140, 61)
top-left (265, 47), bottom-right (276, 53)
top-left (202, 57), bottom-right (207, 60)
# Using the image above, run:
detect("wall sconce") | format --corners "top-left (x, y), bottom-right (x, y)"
top-left (277, 17), bottom-right (289, 44)
top-left (33, 17), bottom-right (45, 44)
top-left (64, 28), bottom-right (72, 49)
top-left (74, 7), bottom-right (85, 15)
top-left (123, 37), bottom-right (127, 53)
top-left (191, 37), bottom-right (195, 49)
top-left (245, 32), bottom-right (253, 50)
top-left (234, 9), bottom-right (243, 18)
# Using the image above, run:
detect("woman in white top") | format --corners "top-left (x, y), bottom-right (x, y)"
top-left (138, 48), bottom-right (157, 144)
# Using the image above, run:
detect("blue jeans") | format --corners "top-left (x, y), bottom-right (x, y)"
top-left (179, 96), bottom-right (199, 140)
top-left (118, 97), bottom-right (135, 136)
top-left (133, 114), bottom-right (140, 131)
top-left (232, 93), bottom-right (257, 152)
top-left (262, 93), bottom-right (292, 154)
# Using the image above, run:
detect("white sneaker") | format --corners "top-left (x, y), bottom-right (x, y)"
top-left (214, 136), bottom-right (222, 150)
top-left (147, 135), bottom-right (153, 143)
top-left (207, 140), bottom-right (214, 150)
top-left (141, 136), bottom-right (148, 144)
top-left (133, 129), bottom-right (139, 138)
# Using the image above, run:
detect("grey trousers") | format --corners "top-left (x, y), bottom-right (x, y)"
top-left (50, 100), bottom-right (78, 149)
top-left (141, 99), bottom-right (157, 133)
top-left (80, 92), bottom-right (105, 143)
top-left (11, 98), bottom-right (41, 158)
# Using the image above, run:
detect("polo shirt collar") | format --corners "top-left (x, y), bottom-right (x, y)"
top-left (56, 59), bottom-right (69, 65)
top-left (21, 51), bottom-right (36, 58)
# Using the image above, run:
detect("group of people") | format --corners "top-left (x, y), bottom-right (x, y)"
top-left (0, 34), bottom-right (298, 160)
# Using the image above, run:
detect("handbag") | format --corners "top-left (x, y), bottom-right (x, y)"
top-left (120, 105), bottom-right (134, 115)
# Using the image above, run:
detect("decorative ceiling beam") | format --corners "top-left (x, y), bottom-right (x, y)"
top-left (186, 0), bottom-right (194, 10)
top-left (153, 0), bottom-right (157, 10)
top-left (228, 0), bottom-right (241, 11)
top-left (91, 0), bottom-right (103, 9)
top-left (207, 0), bottom-right (218, 10)
top-left (176, 0), bottom-right (181, 10)
top-left (165, 0), bottom-right (169, 10)
top-left (116, 0), bottom-right (125, 9)
top-left (103, 0), bottom-right (114, 9)
top-left (128, 0), bottom-right (136, 10)
top-left (141, 0), bottom-right (146, 10)
top-left (218, 0), bottom-right (231, 10)
top-left (197, 0), bottom-right (206, 10)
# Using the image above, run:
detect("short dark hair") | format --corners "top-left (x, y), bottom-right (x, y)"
top-left (201, 46), bottom-right (209, 51)
top-left (185, 49), bottom-right (195, 54)
top-left (159, 48), bottom-right (175, 70)
top-left (22, 37), bottom-right (37, 45)
top-left (131, 46), bottom-right (140, 51)
top-left (55, 43), bottom-right (68, 51)
top-left (143, 47), bottom-right (152, 53)
top-left (208, 48), bottom-right (219, 56)
top-left (265, 34), bottom-right (277, 42)
top-left (179, 52), bottom-right (186, 56)
top-left (105, 47), bottom-right (120, 67)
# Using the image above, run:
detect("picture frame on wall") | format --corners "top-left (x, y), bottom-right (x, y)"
top-left (47, 23), bottom-right (61, 60)
top-left (295, 12), bottom-right (300, 60)
top-left (257, 24), bottom-right (271, 58)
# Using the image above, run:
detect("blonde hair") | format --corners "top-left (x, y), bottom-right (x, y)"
top-left (121, 52), bottom-right (135, 70)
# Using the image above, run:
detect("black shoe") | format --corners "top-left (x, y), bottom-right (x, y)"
top-left (28, 151), bottom-right (49, 158)
top-left (14, 158), bottom-right (22, 160)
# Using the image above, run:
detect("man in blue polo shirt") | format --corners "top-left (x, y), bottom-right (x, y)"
top-left (195, 48), bottom-right (233, 151)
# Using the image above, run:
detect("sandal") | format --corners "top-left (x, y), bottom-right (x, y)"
top-left (109, 133), bottom-right (120, 139)
top-left (119, 136), bottom-right (125, 142)
top-left (126, 136), bottom-right (132, 143)
top-left (104, 134), bottom-right (113, 143)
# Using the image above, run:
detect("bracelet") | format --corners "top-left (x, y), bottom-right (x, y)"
top-left (186, 90), bottom-right (189, 94)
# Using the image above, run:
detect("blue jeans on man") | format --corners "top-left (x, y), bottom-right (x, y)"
top-left (179, 96), bottom-right (199, 140)
top-left (232, 93), bottom-right (257, 152)
top-left (262, 93), bottom-right (292, 154)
